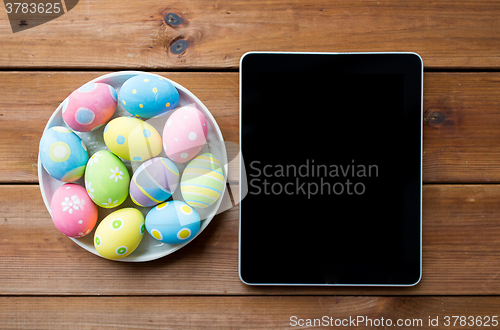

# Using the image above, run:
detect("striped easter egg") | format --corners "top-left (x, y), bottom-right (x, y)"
top-left (180, 153), bottom-right (225, 209)
top-left (130, 157), bottom-right (180, 207)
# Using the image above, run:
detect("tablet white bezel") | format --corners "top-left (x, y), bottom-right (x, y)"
top-left (238, 51), bottom-right (423, 286)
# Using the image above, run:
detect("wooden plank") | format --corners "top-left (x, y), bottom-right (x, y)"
top-left (1, 184), bottom-right (500, 295)
top-left (423, 73), bottom-right (500, 183)
top-left (0, 72), bottom-right (239, 183)
top-left (0, 1), bottom-right (499, 69)
top-left (2, 72), bottom-right (500, 184)
top-left (1, 296), bottom-right (500, 329)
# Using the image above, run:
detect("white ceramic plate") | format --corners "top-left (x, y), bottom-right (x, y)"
top-left (38, 71), bottom-right (228, 262)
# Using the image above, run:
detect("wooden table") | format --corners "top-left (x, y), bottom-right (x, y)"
top-left (1, 0), bottom-right (500, 328)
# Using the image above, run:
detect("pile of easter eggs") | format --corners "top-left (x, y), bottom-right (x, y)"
top-left (39, 74), bottom-right (226, 260)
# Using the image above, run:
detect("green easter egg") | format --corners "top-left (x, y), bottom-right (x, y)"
top-left (84, 150), bottom-right (130, 208)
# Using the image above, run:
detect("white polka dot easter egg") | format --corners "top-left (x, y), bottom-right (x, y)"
top-left (39, 126), bottom-right (89, 182)
top-left (119, 74), bottom-right (179, 118)
top-left (180, 153), bottom-right (225, 209)
top-left (103, 117), bottom-right (162, 162)
top-left (50, 184), bottom-right (98, 238)
top-left (130, 157), bottom-right (180, 207)
top-left (145, 201), bottom-right (201, 245)
top-left (94, 208), bottom-right (145, 260)
top-left (163, 106), bottom-right (208, 163)
top-left (62, 82), bottom-right (118, 132)
top-left (84, 150), bottom-right (130, 209)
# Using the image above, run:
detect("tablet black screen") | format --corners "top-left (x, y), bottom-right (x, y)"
top-left (240, 53), bottom-right (422, 285)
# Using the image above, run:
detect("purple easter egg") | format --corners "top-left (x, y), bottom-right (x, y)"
top-left (130, 157), bottom-right (180, 207)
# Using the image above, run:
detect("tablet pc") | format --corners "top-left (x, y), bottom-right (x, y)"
top-left (239, 52), bottom-right (422, 286)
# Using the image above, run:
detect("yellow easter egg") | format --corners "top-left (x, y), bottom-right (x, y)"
top-left (180, 153), bottom-right (226, 209)
top-left (103, 117), bottom-right (162, 161)
top-left (94, 208), bottom-right (145, 260)
top-left (128, 122), bottom-right (163, 162)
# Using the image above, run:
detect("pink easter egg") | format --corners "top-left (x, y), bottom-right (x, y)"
top-left (162, 106), bottom-right (208, 163)
top-left (62, 82), bottom-right (117, 132)
top-left (50, 183), bottom-right (98, 238)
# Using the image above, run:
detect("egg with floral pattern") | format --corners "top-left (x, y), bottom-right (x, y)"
top-left (145, 200), bottom-right (201, 245)
top-left (162, 106), bottom-right (208, 163)
top-left (62, 82), bottom-right (117, 132)
top-left (84, 150), bottom-right (130, 208)
top-left (94, 208), bottom-right (145, 260)
top-left (50, 183), bottom-right (98, 238)
top-left (103, 117), bottom-right (162, 162)
top-left (39, 126), bottom-right (89, 182)
top-left (119, 74), bottom-right (179, 118)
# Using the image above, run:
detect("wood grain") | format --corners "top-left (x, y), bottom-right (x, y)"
top-left (1, 184), bottom-right (500, 295)
top-left (1, 296), bottom-right (500, 329)
top-left (0, 0), bottom-right (499, 69)
top-left (0, 0), bottom-right (498, 325)
top-left (2, 72), bottom-right (500, 183)
top-left (423, 73), bottom-right (500, 183)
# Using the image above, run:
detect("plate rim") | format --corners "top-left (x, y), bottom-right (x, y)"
top-left (38, 70), bottom-right (228, 262)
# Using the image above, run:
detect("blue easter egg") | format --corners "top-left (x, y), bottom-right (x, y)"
top-left (119, 74), bottom-right (179, 118)
top-left (39, 126), bottom-right (89, 182)
top-left (145, 200), bottom-right (201, 245)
